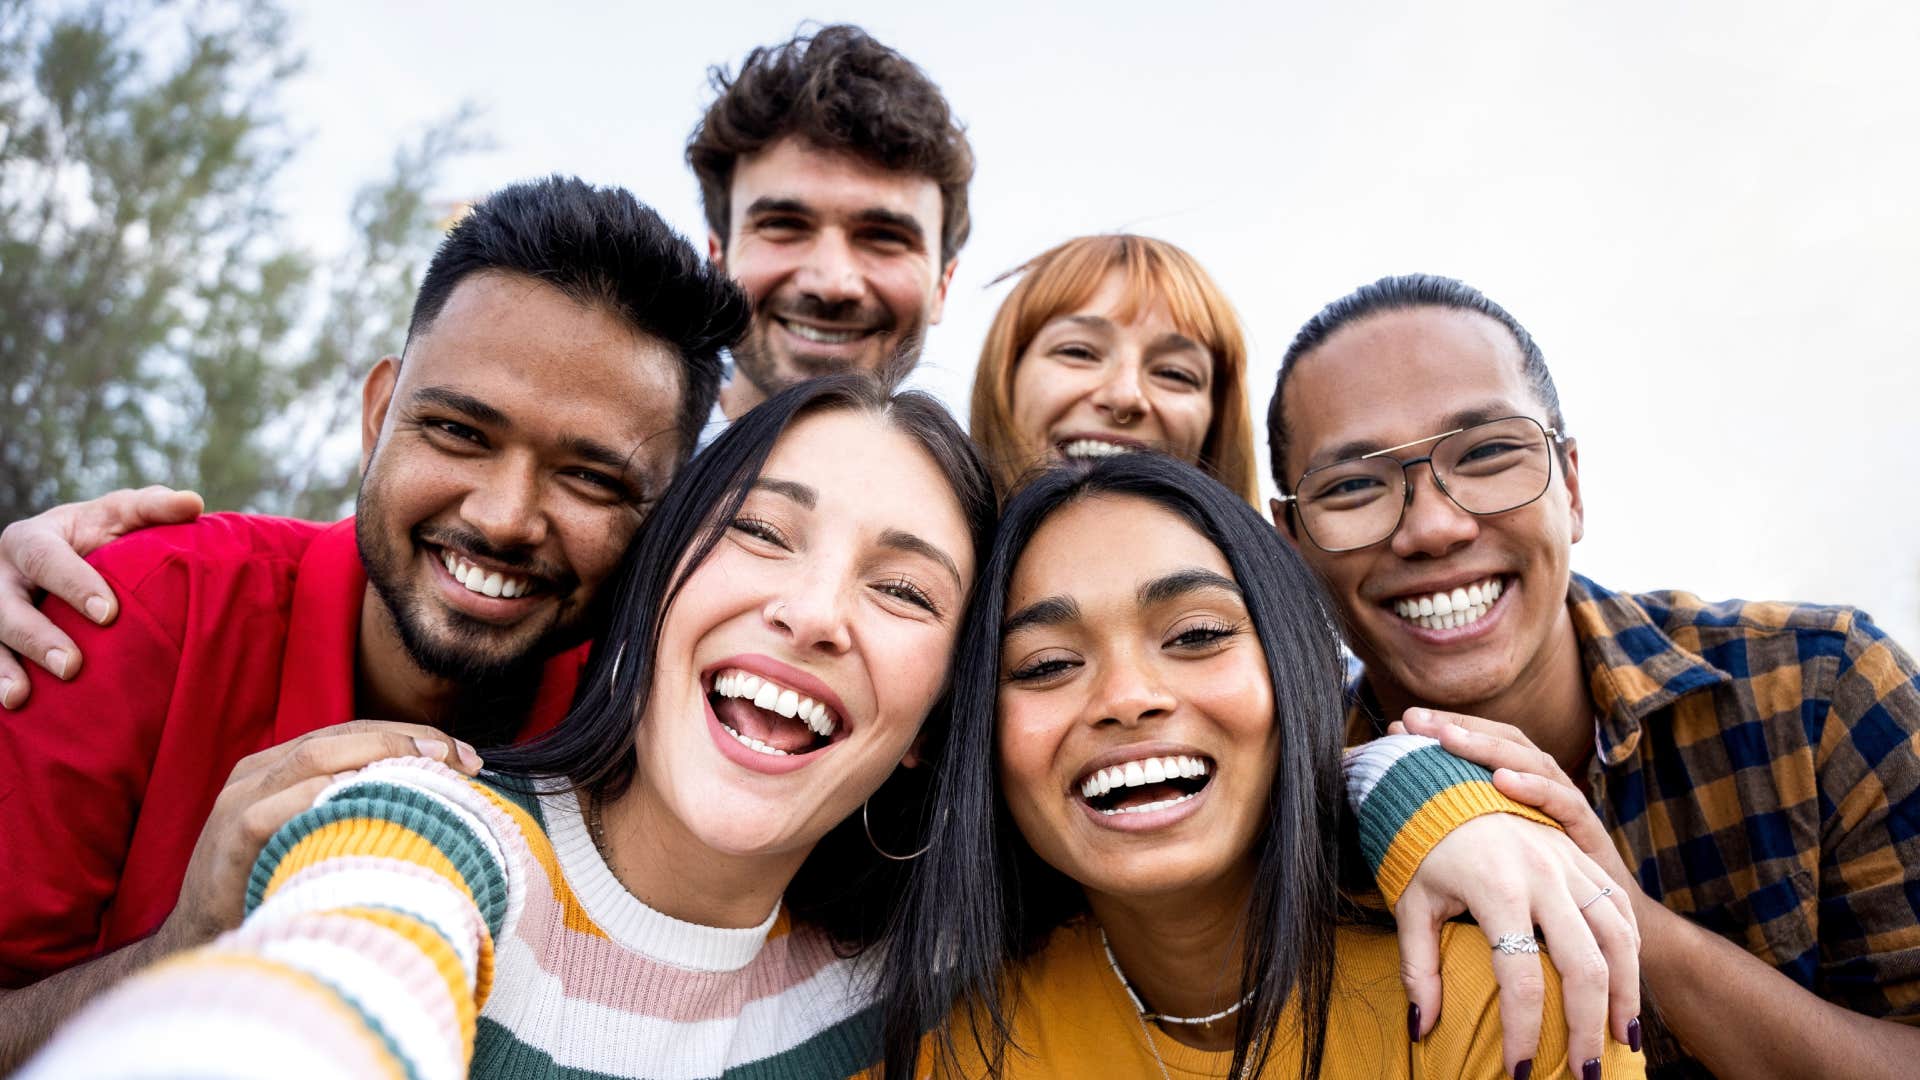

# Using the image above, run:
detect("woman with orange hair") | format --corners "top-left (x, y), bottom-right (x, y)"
top-left (968, 234), bottom-right (1261, 503)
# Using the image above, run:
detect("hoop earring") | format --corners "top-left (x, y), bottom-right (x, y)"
top-left (863, 797), bottom-right (934, 861)
top-left (607, 644), bottom-right (625, 692)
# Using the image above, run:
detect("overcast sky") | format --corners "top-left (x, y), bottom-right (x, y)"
top-left (277, 0), bottom-right (1920, 645)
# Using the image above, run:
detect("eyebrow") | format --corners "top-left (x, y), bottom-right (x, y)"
top-left (413, 385), bottom-right (641, 482)
top-left (881, 528), bottom-right (963, 590)
top-left (1305, 401), bottom-right (1519, 472)
top-left (1138, 568), bottom-right (1242, 607)
top-left (1053, 315), bottom-right (1206, 359)
top-left (753, 476), bottom-right (816, 509)
top-left (742, 197), bottom-right (927, 248)
top-left (1002, 595), bottom-right (1082, 637)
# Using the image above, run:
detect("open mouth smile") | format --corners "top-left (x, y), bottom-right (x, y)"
top-left (1387, 574), bottom-right (1511, 633)
top-left (703, 663), bottom-right (848, 770)
top-left (775, 317), bottom-right (882, 347)
top-left (1073, 752), bottom-right (1214, 818)
top-left (438, 548), bottom-right (537, 599)
top-left (1055, 434), bottom-right (1149, 460)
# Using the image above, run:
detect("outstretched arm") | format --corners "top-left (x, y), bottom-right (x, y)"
top-left (0, 486), bottom-right (202, 708)
top-left (1345, 733), bottom-right (1641, 1079)
top-left (18, 756), bottom-right (522, 1079)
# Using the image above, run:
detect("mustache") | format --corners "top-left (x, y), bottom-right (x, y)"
top-left (762, 293), bottom-right (895, 332)
top-left (417, 525), bottom-right (578, 593)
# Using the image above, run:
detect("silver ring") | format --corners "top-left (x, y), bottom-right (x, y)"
top-left (1493, 933), bottom-right (1540, 956)
top-left (1578, 885), bottom-right (1615, 911)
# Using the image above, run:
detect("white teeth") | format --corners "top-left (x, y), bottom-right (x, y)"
top-left (1060, 438), bottom-right (1135, 459)
top-left (1098, 792), bottom-right (1198, 816)
top-left (440, 550), bottom-right (530, 600)
top-left (1390, 577), bottom-right (1505, 632)
top-left (710, 668), bottom-right (837, 737)
top-left (718, 721), bottom-right (790, 756)
top-left (1078, 755), bottom-right (1211, 799)
top-left (783, 320), bottom-right (866, 344)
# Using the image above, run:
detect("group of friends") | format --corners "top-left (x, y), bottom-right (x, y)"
top-left (0, 24), bottom-right (1915, 1080)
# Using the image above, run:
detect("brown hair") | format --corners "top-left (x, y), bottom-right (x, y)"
top-left (968, 234), bottom-right (1261, 504)
top-left (686, 24), bottom-right (974, 266)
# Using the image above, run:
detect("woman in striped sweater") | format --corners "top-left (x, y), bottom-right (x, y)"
top-left (27, 380), bottom-right (1627, 1079)
top-left (878, 454), bottom-right (1641, 1079)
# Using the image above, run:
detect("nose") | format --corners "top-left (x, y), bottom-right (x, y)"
top-left (459, 453), bottom-right (548, 551)
top-left (792, 230), bottom-right (864, 306)
top-left (1089, 647), bottom-right (1178, 728)
top-left (1389, 466), bottom-right (1478, 559)
top-left (763, 572), bottom-right (853, 656)
top-left (1090, 362), bottom-right (1150, 425)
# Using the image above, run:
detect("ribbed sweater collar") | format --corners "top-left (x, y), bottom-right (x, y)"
top-left (539, 789), bottom-right (781, 973)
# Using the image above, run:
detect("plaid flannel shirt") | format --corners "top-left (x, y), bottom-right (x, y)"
top-left (1351, 573), bottom-right (1920, 1076)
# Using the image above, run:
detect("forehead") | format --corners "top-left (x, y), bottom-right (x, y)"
top-left (402, 272), bottom-right (684, 461)
top-left (1040, 270), bottom-right (1185, 335)
top-left (762, 408), bottom-right (975, 574)
top-left (1010, 495), bottom-right (1230, 608)
top-left (728, 137), bottom-right (943, 236)
top-left (1283, 307), bottom-right (1538, 473)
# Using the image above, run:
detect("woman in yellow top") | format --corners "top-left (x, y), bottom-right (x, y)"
top-left (967, 234), bottom-right (1262, 503)
top-left (875, 453), bottom-right (1641, 1080)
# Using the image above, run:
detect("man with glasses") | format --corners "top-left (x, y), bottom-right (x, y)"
top-left (1266, 273), bottom-right (1920, 1078)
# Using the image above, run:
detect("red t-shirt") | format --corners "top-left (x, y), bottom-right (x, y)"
top-left (0, 514), bottom-right (585, 986)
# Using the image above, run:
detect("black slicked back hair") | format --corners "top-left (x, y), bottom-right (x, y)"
top-left (1266, 273), bottom-right (1568, 493)
top-left (405, 175), bottom-right (750, 458)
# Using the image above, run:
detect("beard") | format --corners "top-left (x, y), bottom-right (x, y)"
top-left (733, 294), bottom-right (928, 398)
top-left (355, 474), bottom-right (590, 740)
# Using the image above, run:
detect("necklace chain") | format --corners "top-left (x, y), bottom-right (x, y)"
top-left (1099, 927), bottom-right (1254, 1025)
top-left (585, 792), bottom-right (615, 875)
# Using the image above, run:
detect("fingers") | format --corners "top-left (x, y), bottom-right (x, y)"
top-left (1532, 877), bottom-right (1613, 1072)
top-left (0, 650), bottom-right (28, 709)
top-left (1403, 707), bottom-right (1530, 746)
top-left (1492, 768), bottom-right (1616, 858)
top-left (237, 774), bottom-right (337, 854)
top-left (261, 726), bottom-right (482, 791)
top-left (1415, 714), bottom-right (1572, 788)
top-left (1475, 897), bottom-right (1547, 1080)
top-left (1393, 892), bottom-right (1447, 1041)
top-left (120, 486), bottom-right (205, 532)
top-left (0, 524), bottom-right (103, 684)
top-left (1575, 875), bottom-right (1643, 1047)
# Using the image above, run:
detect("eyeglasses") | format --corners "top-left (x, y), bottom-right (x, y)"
top-left (1276, 416), bottom-right (1565, 553)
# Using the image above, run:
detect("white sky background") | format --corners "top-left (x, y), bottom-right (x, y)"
top-left (277, 0), bottom-right (1920, 645)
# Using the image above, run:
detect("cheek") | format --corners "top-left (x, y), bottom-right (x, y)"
top-left (1160, 396), bottom-right (1215, 460)
top-left (1009, 363), bottom-right (1082, 434)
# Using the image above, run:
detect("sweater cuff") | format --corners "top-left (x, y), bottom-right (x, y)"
top-left (1344, 735), bottom-right (1560, 908)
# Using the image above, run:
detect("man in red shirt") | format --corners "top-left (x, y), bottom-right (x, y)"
top-left (0, 175), bottom-right (747, 1066)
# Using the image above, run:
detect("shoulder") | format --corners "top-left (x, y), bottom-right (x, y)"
top-left (1616, 581), bottom-right (1872, 655)
top-left (85, 513), bottom-right (329, 599)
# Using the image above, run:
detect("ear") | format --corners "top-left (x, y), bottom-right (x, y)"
top-left (707, 231), bottom-right (725, 269)
top-left (360, 356), bottom-right (401, 472)
top-left (1269, 497), bottom-right (1301, 548)
top-left (1561, 437), bottom-right (1585, 544)
top-left (899, 729), bottom-right (930, 770)
top-left (927, 257), bottom-right (958, 325)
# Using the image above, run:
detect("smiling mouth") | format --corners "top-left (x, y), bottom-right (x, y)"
top-left (437, 547), bottom-right (539, 599)
top-left (1075, 754), bottom-right (1214, 816)
top-left (1388, 574), bottom-right (1510, 632)
top-left (776, 317), bottom-right (880, 347)
top-left (1057, 438), bottom-right (1142, 460)
top-left (708, 668), bottom-right (840, 757)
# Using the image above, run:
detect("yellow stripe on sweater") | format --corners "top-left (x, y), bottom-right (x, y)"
top-left (1374, 780), bottom-right (1560, 908)
top-left (337, 905), bottom-right (482, 1063)
top-left (264, 818), bottom-right (477, 913)
top-left (472, 782), bottom-right (611, 940)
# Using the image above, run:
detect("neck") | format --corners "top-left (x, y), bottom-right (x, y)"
top-left (1374, 602), bottom-right (1594, 776)
top-left (354, 588), bottom-right (464, 728)
top-left (1088, 864), bottom-right (1256, 1053)
top-left (594, 780), bottom-right (804, 931)
top-left (717, 374), bottom-right (765, 422)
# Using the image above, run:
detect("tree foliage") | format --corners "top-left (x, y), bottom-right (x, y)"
top-left (0, 0), bottom-right (474, 520)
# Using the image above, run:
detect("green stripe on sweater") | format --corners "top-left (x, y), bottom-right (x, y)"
top-left (1353, 744), bottom-right (1497, 876)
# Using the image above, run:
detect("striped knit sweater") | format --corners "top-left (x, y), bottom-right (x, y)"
top-left (23, 735), bottom-right (1531, 1078)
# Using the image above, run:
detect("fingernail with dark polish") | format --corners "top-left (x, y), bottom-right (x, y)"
top-left (1628, 1016), bottom-right (1642, 1053)
top-left (1512, 1059), bottom-right (1531, 1080)
top-left (1406, 1003), bottom-right (1420, 1042)
top-left (1582, 1057), bottom-right (1602, 1080)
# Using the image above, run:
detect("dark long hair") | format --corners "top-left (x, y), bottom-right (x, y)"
top-left (486, 373), bottom-right (995, 948)
top-left (878, 453), bottom-right (1351, 1080)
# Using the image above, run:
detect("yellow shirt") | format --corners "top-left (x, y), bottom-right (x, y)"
top-left (944, 918), bottom-right (1643, 1079)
